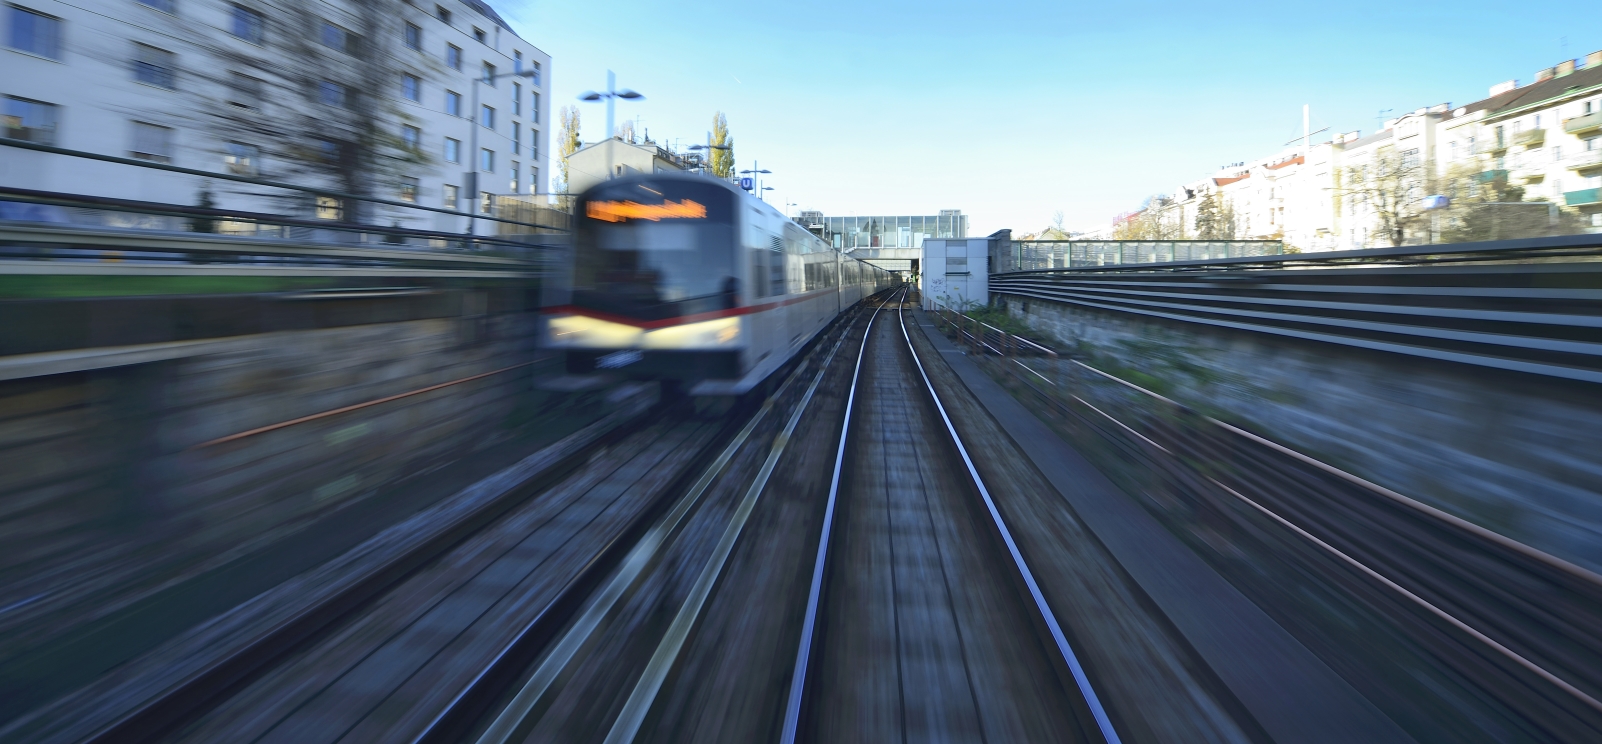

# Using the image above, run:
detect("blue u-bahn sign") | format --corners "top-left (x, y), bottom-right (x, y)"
top-left (739, 177), bottom-right (754, 191)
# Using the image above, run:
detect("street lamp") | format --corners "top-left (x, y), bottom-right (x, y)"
top-left (577, 70), bottom-right (643, 142)
top-left (467, 67), bottom-right (537, 237)
top-left (740, 163), bottom-right (772, 200)
top-left (687, 141), bottom-right (729, 174)
top-left (577, 70), bottom-right (644, 186)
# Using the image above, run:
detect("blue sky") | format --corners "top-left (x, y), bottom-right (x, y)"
top-left (499, 0), bottom-right (1601, 235)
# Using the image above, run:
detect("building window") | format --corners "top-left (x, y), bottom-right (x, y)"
top-left (2, 95), bottom-right (57, 144)
top-left (224, 141), bottom-right (258, 174)
top-left (529, 61), bottom-right (540, 86)
top-left (509, 162), bottom-right (518, 193)
top-left (472, 27), bottom-right (484, 43)
top-left (479, 191), bottom-right (492, 214)
top-left (404, 22), bottom-right (420, 50)
top-left (444, 137), bottom-right (460, 163)
top-left (445, 43), bottom-right (460, 69)
top-left (320, 21), bottom-right (357, 55)
top-left (315, 195), bottom-right (342, 220)
top-left (228, 71), bottom-right (262, 109)
top-left (479, 147), bottom-right (493, 172)
top-left (1535, 114), bottom-right (1542, 130)
top-left (401, 124), bottom-right (420, 150)
top-left (531, 91), bottom-right (539, 123)
top-left (442, 183), bottom-right (458, 208)
top-left (318, 138), bottom-right (341, 162)
top-left (512, 122), bottom-right (520, 154)
top-left (1400, 148), bottom-right (1420, 169)
top-left (133, 43), bottom-right (177, 89)
top-left (399, 176), bottom-right (418, 203)
top-left (1554, 145), bottom-right (1563, 162)
top-left (8, 6), bottom-right (61, 59)
top-left (318, 80), bottom-right (346, 108)
top-left (479, 104), bottom-right (493, 129)
top-left (130, 121), bottom-right (173, 162)
top-left (401, 73), bottom-right (420, 101)
top-left (482, 61), bottom-right (496, 85)
top-left (513, 50), bottom-right (522, 73)
top-left (434, 4), bottom-right (449, 23)
top-left (512, 82), bottom-right (521, 115)
top-left (445, 90), bottom-right (461, 116)
top-left (230, 5), bottom-right (264, 43)
top-left (530, 167), bottom-right (537, 194)
top-left (530, 132), bottom-right (537, 159)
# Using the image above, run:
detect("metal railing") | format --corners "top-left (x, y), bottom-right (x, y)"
top-left (0, 138), bottom-right (567, 268)
top-left (998, 239), bottom-right (1284, 273)
top-left (921, 297), bottom-right (1602, 738)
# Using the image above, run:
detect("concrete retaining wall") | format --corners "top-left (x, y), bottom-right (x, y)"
top-left (996, 293), bottom-right (1602, 575)
top-left (0, 303), bottom-right (541, 660)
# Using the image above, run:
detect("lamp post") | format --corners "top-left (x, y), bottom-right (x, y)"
top-left (578, 70), bottom-right (644, 185)
top-left (467, 67), bottom-right (537, 237)
top-left (740, 162), bottom-right (771, 200)
top-left (687, 136), bottom-right (730, 175)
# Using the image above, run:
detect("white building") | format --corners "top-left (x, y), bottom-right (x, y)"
top-left (1134, 51), bottom-right (1602, 251)
top-left (565, 138), bottom-right (691, 195)
top-left (1, 0), bottom-right (549, 232)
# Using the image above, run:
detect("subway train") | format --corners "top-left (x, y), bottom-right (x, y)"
top-left (542, 172), bottom-right (897, 395)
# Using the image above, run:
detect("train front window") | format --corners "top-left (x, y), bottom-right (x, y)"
top-left (574, 181), bottom-right (737, 321)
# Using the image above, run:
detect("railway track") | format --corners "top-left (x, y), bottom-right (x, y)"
top-left (447, 290), bottom-right (1124, 744)
top-left (779, 291), bottom-right (1117, 743)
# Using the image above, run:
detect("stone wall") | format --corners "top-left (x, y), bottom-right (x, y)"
top-left (996, 294), bottom-right (1602, 575)
top-left (0, 300), bottom-right (543, 661)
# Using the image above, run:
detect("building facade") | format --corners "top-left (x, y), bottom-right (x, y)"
top-left (801, 210), bottom-right (966, 273)
top-left (1131, 51), bottom-right (1602, 251)
top-left (564, 138), bottom-right (692, 194)
top-left (1, 0), bottom-right (549, 232)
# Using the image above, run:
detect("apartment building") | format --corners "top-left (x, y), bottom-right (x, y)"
top-left (0, 0), bottom-right (549, 232)
top-left (1139, 51), bottom-right (1602, 251)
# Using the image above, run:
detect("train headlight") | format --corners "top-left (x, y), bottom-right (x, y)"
top-left (547, 315), bottom-right (644, 348)
top-left (642, 317), bottom-right (741, 349)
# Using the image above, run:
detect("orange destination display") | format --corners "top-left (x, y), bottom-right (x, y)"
top-left (586, 199), bottom-right (707, 222)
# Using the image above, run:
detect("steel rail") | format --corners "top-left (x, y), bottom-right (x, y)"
top-left (777, 290), bottom-right (898, 744)
top-left (72, 402), bottom-right (656, 744)
top-left (191, 361), bottom-right (537, 450)
top-left (599, 301), bottom-right (859, 744)
top-left (1063, 362), bottom-right (1602, 716)
top-left (896, 298), bottom-right (1122, 743)
top-left (1006, 275), bottom-right (1602, 301)
top-left (1065, 358), bottom-right (1602, 589)
top-left (457, 303), bottom-right (865, 744)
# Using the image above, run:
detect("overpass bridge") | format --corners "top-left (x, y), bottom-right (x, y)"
top-left (3, 176), bottom-right (1601, 743)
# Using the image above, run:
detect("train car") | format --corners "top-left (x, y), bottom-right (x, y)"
top-left (542, 172), bottom-right (896, 394)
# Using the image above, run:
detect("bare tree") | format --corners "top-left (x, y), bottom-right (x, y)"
top-left (1337, 146), bottom-right (1430, 247)
top-left (1113, 194), bottom-right (1183, 239)
top-left (169, 0), bottom-right (431, 225)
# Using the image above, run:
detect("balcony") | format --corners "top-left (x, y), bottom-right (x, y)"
top-left (1567, 149), bottom-right (1602, 172)
top-left (1480, 138), bottom-right (1509, 154)
top-left (1564, 111), bottom-right (1602, 136)
top-left (1476, 169), bottom-right (1510, 183)
top-left (1564, 187), bottom-right (1602, 207)
top-left (1511, 165), bottom-right (1546, 182)
top-left (1512, 128), bottom-right (1545, 148)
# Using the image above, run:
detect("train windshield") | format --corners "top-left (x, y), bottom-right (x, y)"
top-left (573, 180), bottom-right (737, 321)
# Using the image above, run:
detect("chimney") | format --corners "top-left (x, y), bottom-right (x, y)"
top-left (1588, 51), bottom-right (1602, 69)
top-left (1489, 80), bottom-right (1518, 96)
top-left (1535, 67), bottom-right (1555, 83)
top-left (1556, 59), bottom-right (1576, 77)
